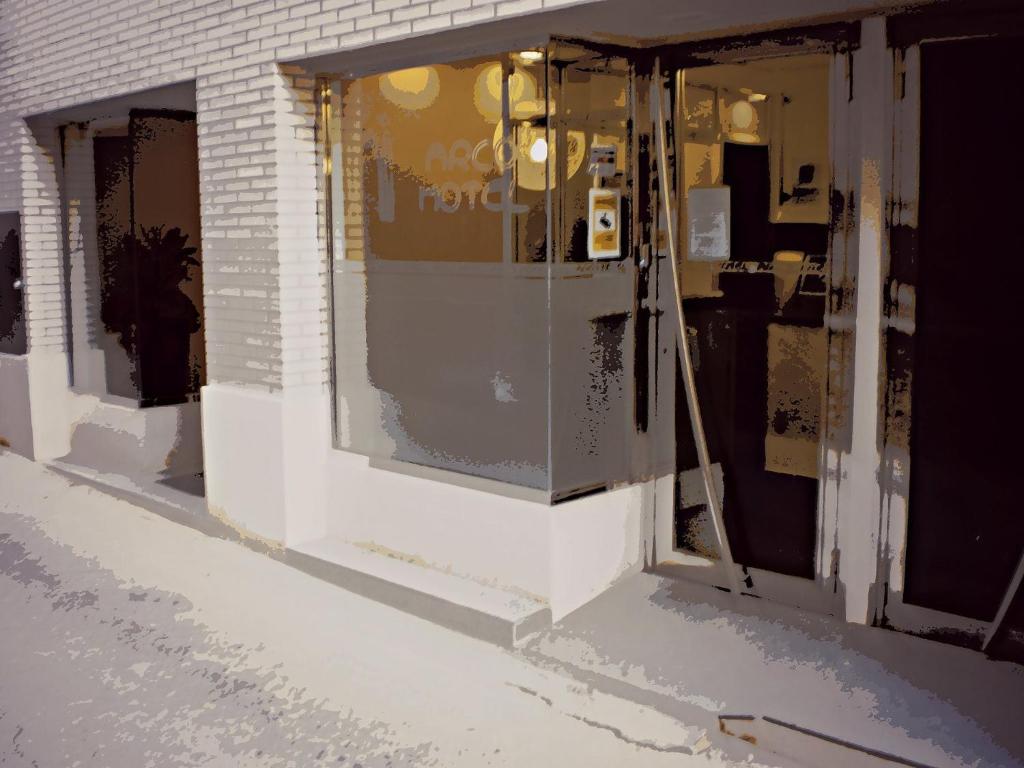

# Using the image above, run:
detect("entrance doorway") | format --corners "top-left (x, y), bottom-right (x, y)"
top-left (541, 34), bottom-right (850, 613)
top-left (651, 47), bottom-right (848, 614)
top-left (56, 102), bottom-right (206, 503)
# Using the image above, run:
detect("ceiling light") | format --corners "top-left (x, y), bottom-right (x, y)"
top-left (529, 137), bottom-right (548, 163)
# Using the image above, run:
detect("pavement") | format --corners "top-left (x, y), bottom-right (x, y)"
top-left (0, 450), bottom-right (770, 768)
top-left (525, 574), bottom-right (1024, 768)
top-left (1, 449), bottom-right (1022, 768)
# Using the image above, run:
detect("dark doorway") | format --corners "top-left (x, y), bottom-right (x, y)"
top-left (92, 111), bottom-right (205, 407)
top-left (0, 212), bottom-right (26, 356)
top-left (677, 143), bottom-right (829, 579)
top-left (902, 37), bottom-right (1024, 621)
top-left (94, 134), bottom-right (136, 398)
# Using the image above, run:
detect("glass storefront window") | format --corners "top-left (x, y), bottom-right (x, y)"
top-left (320, 45), bottom-right (640, 497)
top-left (321, 52), bottom-right (553, 489)
top-left (548, 50), bottom-right (636, 498)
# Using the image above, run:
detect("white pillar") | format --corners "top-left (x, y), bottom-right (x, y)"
top-left (19, 119), bottom-right (72, 460)
top-left (837, 16), bottom-right (891, 624)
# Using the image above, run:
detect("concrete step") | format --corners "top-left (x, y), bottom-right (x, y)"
top-left (48, 459), bottom-right (208, 526)
top-left (287, 536), bottom-right (551, 648)
top-left (62, 393), bottom-right (202, 478)
top-left (46, 459), bottom-right (549, 649)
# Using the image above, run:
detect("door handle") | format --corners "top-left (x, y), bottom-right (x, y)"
top-left (638, 243), bottom-right (651, 271)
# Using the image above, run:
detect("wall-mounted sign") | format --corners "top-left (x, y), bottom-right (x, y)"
top-left (588, 143), bottom-right (617, 178)
top-left (687, 186), bottom-right (730, 262)
top-left (588, 188), bottom-right (621, 260)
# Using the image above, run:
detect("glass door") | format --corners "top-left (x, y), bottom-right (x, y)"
top-left (654, 48), bottom-right (848, 614)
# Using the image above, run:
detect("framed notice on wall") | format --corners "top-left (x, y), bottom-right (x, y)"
top-left (687, 186), bottom-right (730, 262)
top-left (587, 188), bottom-right (621, 260)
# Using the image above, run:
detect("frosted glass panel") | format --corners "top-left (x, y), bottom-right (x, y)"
top-left (324, 53), bottom-right (551, 489)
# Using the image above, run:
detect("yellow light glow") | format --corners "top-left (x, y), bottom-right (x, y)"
top-left (518, 50), bottom-right (544, 63)
top-left (529, 137), bottom-right (548, 163)
top-left (474, 63), bottom-right (537, 123)
top-left (378, 66), bottom-right (440, 110)
top-left (513, 99), bottom-right (544, 120)
top-left (730, 100), bottom-right (755, 130)
top-left (774, 250), bottom-right (805, 263)
top-left (493, 123), bottom-right (584, 191)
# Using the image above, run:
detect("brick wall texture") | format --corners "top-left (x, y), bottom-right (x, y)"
top-left (0, 0), bottom-right (592, 389)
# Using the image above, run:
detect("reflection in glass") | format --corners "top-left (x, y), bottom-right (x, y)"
top-left (323, 54), bottom-right (551, 488)
top-left (673, 54), bottom-right (832, 578)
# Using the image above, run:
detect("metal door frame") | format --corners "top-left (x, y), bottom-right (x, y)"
top-left (879, 7), bottom-right (1024, 644)
top-left (645, 23), bottom-right (860, 616)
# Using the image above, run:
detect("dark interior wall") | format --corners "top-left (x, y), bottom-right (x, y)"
top-left (902, 37), bottom-right (1024, 622)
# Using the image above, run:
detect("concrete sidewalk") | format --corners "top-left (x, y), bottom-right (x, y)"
top-left (2, 449), bottom-right (1022, 767)
top-left (523, 573), bottom-right (1024, 768)
top-left (0, 450), bottom-right (768, 768)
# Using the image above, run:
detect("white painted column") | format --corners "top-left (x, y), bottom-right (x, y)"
top-left (17, 119), bottom-right (72, 460)
top-left (836, 16), bottom-right (892, 625)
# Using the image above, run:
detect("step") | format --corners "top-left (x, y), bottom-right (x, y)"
top-left (47, 460), bottom-right (211, 534)
top-left (287, 536), bottom-right (551, 648)
top-left (63, 393), bottom-right (203, 478)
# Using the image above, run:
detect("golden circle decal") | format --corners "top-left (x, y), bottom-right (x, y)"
top-left (378, 66), bottom-right (440, 111)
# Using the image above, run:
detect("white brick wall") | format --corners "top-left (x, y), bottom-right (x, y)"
top-left (0, 0), bottom-right (595, 389)
top-left (18, 121), bottom-right (67, 355)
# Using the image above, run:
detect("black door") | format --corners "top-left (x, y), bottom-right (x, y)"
top-left (902, 37), bottom-right (1024, 621)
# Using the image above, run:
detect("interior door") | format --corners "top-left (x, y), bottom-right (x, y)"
top-left (654, 48), bottom-right (847, 615)
top-left (881, 34), bottom-right (1024, 640)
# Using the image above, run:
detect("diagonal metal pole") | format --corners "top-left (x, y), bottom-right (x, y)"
top-left (653, 58), bottom-right (742, 597)
top-left (983, 547), bottom-right (1024, 652)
